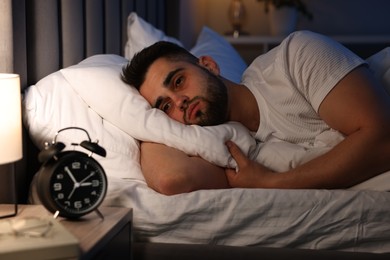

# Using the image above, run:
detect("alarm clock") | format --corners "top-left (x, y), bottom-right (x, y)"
top-left (36, 127), bottom-right (107, 219)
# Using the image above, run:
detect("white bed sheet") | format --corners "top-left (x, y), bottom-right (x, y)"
top-left (104, 177), bottom-right (390, 253)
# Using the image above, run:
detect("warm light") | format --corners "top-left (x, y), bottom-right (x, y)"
top-left (227, 0), bottom-right (248, 38)
top-left (0, 74), bottom-right (23, 164)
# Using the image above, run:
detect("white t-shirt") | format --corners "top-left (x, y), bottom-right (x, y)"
top-left (242, 30), bottom-right (365, 144)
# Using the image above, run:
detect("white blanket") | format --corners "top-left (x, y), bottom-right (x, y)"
top-left (252, 129), bottom-right (390, 191)
top-left (104, 177), bottom-right (390, 253)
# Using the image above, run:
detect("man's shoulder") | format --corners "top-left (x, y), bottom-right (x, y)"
top-left (284, 30), bottom-right (324, 42)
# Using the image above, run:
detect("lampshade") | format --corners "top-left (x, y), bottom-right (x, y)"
top-left (0, 74), bottom-right (23, 164)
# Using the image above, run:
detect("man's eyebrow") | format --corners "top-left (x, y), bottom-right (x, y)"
top-left (163, 68), bottom-right (184, 87)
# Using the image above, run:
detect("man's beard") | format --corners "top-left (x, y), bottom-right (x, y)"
top-left (183, 70), bottom-right (228, 126)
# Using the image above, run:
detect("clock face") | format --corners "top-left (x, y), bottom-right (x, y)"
top-left (49, 152), bottom-right (107, 218)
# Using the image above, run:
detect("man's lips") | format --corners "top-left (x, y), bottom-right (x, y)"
top-left (186, 101), bottom-right (200, 121)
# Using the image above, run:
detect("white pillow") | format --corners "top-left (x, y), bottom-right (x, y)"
top-left (124, 12), bottom-right (247, 83)
top-left (61, 55), bottom-right (257, 168)
top-left (125, 12), bottom-right (183, 60)
top-left (23, 55), bottom-right (144, 181)
top-left (190, 27), bottom-right (247, 83)
top-left (366, 47), bottom-right (390, 94)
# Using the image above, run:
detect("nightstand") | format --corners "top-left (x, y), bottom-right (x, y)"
top-left (1, 204), bottom-right (132, 259)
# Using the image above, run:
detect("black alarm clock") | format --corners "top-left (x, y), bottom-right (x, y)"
top-left (36, 127), bottom-right (107, 219)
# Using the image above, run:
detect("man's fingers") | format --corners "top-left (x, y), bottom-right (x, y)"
top-left (226, 140), bottom-right (248, 167)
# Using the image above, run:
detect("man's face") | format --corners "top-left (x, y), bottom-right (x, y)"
top-left (139, 58), bottom-right (228, 126)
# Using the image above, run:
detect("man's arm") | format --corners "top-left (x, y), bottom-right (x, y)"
top-left (226, 66), bottom-right (390, 189)
top-left (139, 142), bottom-right (230, 195)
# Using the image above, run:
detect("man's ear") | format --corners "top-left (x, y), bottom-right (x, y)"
top-left (198, 56), bottom-right (220, 75)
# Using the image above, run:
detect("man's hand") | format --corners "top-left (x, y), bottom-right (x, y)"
top-left (225, 141), bottom-right (274, 188)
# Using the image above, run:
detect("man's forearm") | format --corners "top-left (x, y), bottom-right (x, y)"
top-left (225, 125), bottom-right (390, 189)
top-left (140, 142), bottom-right (229, 195)
top-left (268, 128), bottom-right (390, 189)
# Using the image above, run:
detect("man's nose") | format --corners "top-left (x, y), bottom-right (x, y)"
top-left (172, 94), bottom-right (189, 111)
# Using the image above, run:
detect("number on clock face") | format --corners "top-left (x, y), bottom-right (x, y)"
top-left (50, 154), bottom-right (107, 216)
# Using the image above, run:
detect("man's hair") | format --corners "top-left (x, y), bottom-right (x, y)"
top-left (121, 41), bottom-right (198, 90)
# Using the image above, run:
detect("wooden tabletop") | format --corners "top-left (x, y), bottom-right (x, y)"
top-left (11, 204), bottom-right (132, 258)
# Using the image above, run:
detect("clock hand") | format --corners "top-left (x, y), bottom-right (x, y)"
top-left (65, 166), bottom-right (81, 200)
top-left (80, 182), bottom-right (92, 187)
top-left (79, 172), bottom-right (95, 184)
top-left (65, 166), bottom-right (78, 184)
top-left (68, 184), bottom-right (78, 199)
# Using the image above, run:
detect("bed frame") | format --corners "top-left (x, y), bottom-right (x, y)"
top-left (2, 1), bottom-right (389, 259)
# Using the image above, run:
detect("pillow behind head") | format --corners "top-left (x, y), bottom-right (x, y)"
top-left (190, 27), bottom-right (247, 83)
top-left (125, 12), bottom-right (247, 83)
top-left (366, 47), bottom-right (390, 94)
top-left (125, 12), bottom-right (183, 60)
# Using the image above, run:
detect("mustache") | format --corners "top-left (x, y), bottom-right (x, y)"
top-left (183, 96), bottom-right (206, 123)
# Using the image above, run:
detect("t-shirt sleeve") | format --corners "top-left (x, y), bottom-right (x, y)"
top-left (280, 31), bottom-right (365, 112)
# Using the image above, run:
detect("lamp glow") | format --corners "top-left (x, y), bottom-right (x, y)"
top-left (0, 74), bottom-right (22, 164)
top-left (0, 73), bottom-right (22, 218)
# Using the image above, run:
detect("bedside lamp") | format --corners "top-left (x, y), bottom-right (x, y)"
top-left (227, 0), bottom-right (248, 38)
top-left (0, 73), bottom-right (23, 218)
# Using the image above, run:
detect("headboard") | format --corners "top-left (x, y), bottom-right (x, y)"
top-left (13, 0), bottom-right (180, 90)
top-left (0, 0), bottom-right (181, 203)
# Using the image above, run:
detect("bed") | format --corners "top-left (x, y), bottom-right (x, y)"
top-left (6, 0), bottom-right (390, 259)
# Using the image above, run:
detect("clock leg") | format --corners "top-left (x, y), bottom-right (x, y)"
top-left (95, 209), bottom-right (104, 220)
top-left (53, 210), bottom-right (60, 219)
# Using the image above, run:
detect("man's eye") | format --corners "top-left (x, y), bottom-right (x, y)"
top-left (162, 101), bottom-right (172, 113)
top-left (174, 76), bottom-right (183, 89)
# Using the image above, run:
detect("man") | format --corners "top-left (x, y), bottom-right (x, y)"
top-left (122, 30), bottom-right (390, 195)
